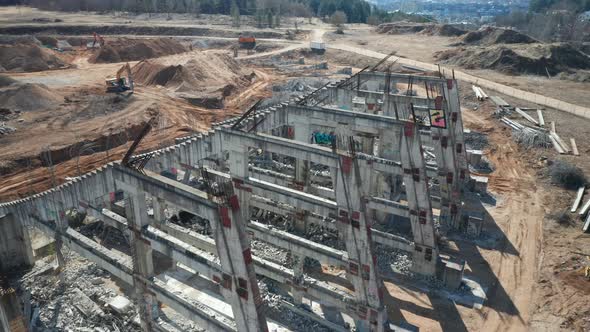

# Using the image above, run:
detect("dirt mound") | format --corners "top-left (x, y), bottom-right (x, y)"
top-left (36, 35), bottom-right (58, 47)
top-left (376, 22), bottom-right (434, 34)
top-left (132, 52), bottom-right (253, 108)
top-left (0, 35), bottom-right (42, 46)
top-left (436, 43), bottom-right (590, 76)
top-left (132, 61), bottom-right (188, 87)
top-left (0, 43), bottom-right (68, 72)
top-left (460, 27), bottom-right (537, 45)
top-left (0, 83), bottom-right (62, 111)
top-left (434, 24), bottom-right (467, 37)
top-left (90, 38), bottom-right (188, 63)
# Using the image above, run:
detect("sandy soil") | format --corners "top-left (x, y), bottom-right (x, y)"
top-left (326, 27), bottom-right (590, 108)
top-left (1, 7), bottom-right (589, 332)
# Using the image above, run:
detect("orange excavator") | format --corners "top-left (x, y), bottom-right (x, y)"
top-left (106, 63), bottom-right (134, 93)
top-left (92, 32), bottom-right (105, 48)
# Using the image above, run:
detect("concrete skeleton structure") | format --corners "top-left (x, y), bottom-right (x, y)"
top-left (0, 71), bottom-right (475, 332)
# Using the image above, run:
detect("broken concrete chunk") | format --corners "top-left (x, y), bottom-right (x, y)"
top-left (72, 288), bottom-right (104, 318)
top-left (108, 295), bottom-right (132, 314)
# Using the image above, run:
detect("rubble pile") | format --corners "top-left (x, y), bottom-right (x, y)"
top-left (470, 156), bottom-right (495, 174)
top-left (258, 279), bottom-right (331, 332)
top-left (0, 122), bottom-right (16, 135)
top-left (374, 243), bottom-right (412, 275)
top-left (20, 253), bottom-right (142, 331)
top-left (464, 130), bottom-right (489, 150)
top-left (251, 239), bottom-right (291, 266)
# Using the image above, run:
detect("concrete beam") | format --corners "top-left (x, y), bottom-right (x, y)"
top-left (30, 216), bottom-right (236, 331)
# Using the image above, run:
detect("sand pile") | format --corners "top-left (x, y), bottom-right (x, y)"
top-left (0, 42), bottom-right (68, 72)
top-left (436, 43), bottom-right (590, 76)
top-left (90, 38), bottom-right (188, 63)
top-left (0, 83), bottom-right (62, 111)
top-left (460, 27), bottom-right (537, 45)
top-left (132, 52), bottom-right (253, 108)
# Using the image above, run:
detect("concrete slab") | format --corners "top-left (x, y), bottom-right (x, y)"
top-left (108, 295), bottom-right (132, 314)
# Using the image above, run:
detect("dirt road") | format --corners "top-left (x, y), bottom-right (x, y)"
top-left (328, 43), bottom-right (590, 120)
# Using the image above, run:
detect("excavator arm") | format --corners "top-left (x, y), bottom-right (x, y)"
top-left (116, 63), bottom-right (134, 92)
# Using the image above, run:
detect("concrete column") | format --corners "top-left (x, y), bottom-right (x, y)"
top-left (220, 147), bottom-right (268, 332)
top-left (444, 79), bottom-right (468, 229)
top-left (51, 194), bottom-right (68, 275)
top-left (293, 123), bottom-right (312, 233)
top-left (399, 123), bottom-right (438, 276)
top-left (431, 92), bottom-right (463, 230)
top-left (291, 255), bottom-right (305, 305)
top-left (125, 192), bottom-right (158, 332)
top-left (333, 155), bottom-right (387, 331)
top-left (152, 196), bottom-right (167, 227)
top-left (0, 213), bottom-right (34, 272)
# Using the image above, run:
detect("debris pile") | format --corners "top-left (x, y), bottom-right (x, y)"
top-left (19, 254), bottom-right (142, 331)
top-left (251, 239), bottom-right (291, 266)
top-left (90, 38), bottom-right (188, 63)
top-left (464, 130), bottom-right (489, 150)
top-left (258, 279), bottom-right (331, 332)
top-left (375, 243), bottom-right (412, 275)
top-left (0, 122), bottom-right (16, 135)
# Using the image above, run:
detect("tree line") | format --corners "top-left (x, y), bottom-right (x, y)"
top-left (16, 0), bottom-right (388, 24)
top-left (495, 0), bottom-right (590, 42)
top-left (529, 0), bottom-right (590, 14)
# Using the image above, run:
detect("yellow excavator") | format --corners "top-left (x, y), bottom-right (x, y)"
top-left (106, 63), bottom-right (134, 93)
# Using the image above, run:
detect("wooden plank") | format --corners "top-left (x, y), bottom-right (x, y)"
top-left (550, 132), bottom-right (571, 153)
top-left (549, 135), bottom-right (566, 154)
top-left (537, 110), bottom-right (545, 127)
top-left (478, 87), bottom-right (488, 99)
top-left (501, 117), bottom-right (521, 130)
top-left (550, 121), bottom-right (556, 133)
top-left (579, 198), bottom-right (590, 216)
top-left (515, 107), bottom-right (540, 126)
top-left (570, 138), bottom-right (579, 156)
top-left (571, 186), bottom-right (585, 213)
top-left (472, 85), bottom-right (483, 100)
top-left (583, 213), bottom-right (590, 233)
top-left (490, 96), bottom-right (509, 107)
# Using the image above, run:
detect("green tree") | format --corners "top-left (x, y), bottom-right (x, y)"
top-left (267, 10), bottom-right (273, 28)
top-left (231, 0), bottom-right (241, 27)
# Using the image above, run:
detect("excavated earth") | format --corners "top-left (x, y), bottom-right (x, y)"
top-left (0, 38), bottom-right (69, 72)
top-left (132, 51), bottom-right (256, 108)
top-left (436, 43), bottom-right (590, 76)
top-left (89, 38), bottom-right (188, 63)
